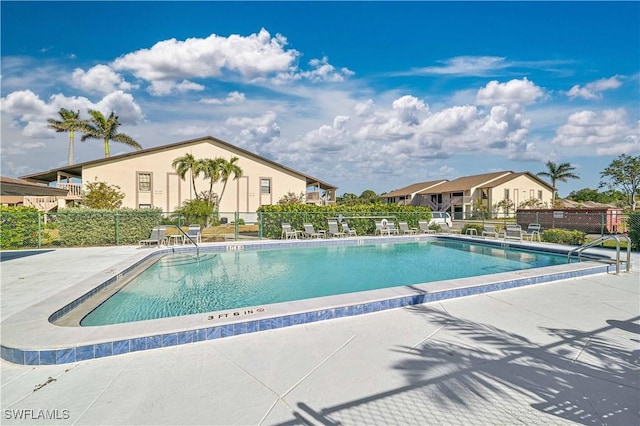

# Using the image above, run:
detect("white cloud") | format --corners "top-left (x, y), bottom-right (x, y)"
top-left (565, 75), bottom-right (623, 100)
top-left (224, 111), bottom-right (281, 153)
top-left (112, 29), bottom-right (298, 85)
top-left (413, 56), bottom-right (510, 76)
top-left (354, 99), bottom-right (375, 117)
top-left (95, 91), bottom-right (144, 124)
top-left (110, 30), bottom-right (351, 92)
top-left (476, 78), bottom-right (545, 106)
top-left (0, 90), bottom-right (52, 123)
top-left (403, 56), bottom-right (572, 77)
top-left (200, 91), bottom-right (246, 105)
top-left (553, 109), bottom-right (639, 154)
top-left (71, 64), bottom-right (134, 94)
top-left (147, 80), bottom-right (205, 96)
top-left (297, 56), bottom-right (355, 83)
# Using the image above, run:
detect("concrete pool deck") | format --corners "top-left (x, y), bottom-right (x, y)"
top-left (1, 241), bottom-right (639, 425)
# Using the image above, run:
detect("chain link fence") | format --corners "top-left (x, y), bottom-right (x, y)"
top-left (2, 208), bottom-right (638, 250)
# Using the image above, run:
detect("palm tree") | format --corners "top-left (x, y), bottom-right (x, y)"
top-left (47, 108), bottom-right (85, 165)
top-left (172, 153), bottom-right (203, 199)
top-left (199, 157), bottom-right (224, 205)
top-left (537, 161), bottom-right (580, 202)
top-left (217, 157), bottom-right (243, 208)
top-left (80, 110), bottom-right (141, 157)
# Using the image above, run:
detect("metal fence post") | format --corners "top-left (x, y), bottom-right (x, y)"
top-left (115, 212), bottom-right (120, 245)
top-left (37, 211), bottom-right (42, 249)
top-left (235, 211), bottom-right (239, 241)
top-left (258, 212), bottom-right (263, 240)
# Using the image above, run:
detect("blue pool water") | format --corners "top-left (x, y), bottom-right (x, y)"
top-left (81, 240), bottom-right (569, 326)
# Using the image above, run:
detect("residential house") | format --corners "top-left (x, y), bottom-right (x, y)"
top-left (380, 180), bottom-right (447, 205)
top-left (20, 136), bottom-right (337, 219)
top-left (0, 176), bottom-right (70, 211)
top-left (385, 171), bottom-right (553, 219)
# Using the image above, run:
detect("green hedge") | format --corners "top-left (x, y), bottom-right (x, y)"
top-left (541, 228), bottom-right (587, 245)
top-left (257, 204), bottom-right (433, 239)
top-left (0, 206), bottom-right (40, 249)
top-left (56, 208), bottom-right (163, 246)
top-left (628, 213), bottom-right (639, 250)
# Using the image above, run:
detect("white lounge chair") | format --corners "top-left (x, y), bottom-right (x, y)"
top-left (398, 221), bottom-right (416, 235)
top-left (375, 221), bottom-right (390, 236)
top-left (386, 222), bottom-right (399, 235)
top-left (418, 221), bottom-right (436, 234)
top-left (482, 224), bottom-right (499, 238)
top-left (140, 226), bottom-right (166, 247)
top-left (523, 224), bottom-right (542, 242)
top-left (303, 223), bottom-right (325, 239)
top-left (281, 223), bottom-right (298, 239)
top-left (327, 220), bottom-right (346, 238)
top-left (187, 224), bottom-right (202, 243)
top-left (502, 224), bottom-right (523, 241)
top-left (341, 222), bottom-right (357, 236)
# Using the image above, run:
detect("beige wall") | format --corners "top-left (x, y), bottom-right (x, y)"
top-left (82, 140), bottom-right (307, 213)
top-left (490, 175), bottom-right (553, 211)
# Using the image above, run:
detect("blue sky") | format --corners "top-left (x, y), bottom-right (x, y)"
top-left (1, 1), bottom-right (639, 198)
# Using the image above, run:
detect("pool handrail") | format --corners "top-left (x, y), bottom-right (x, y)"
top-left (567, 234), bottom-right (631, 274)
top-left (173, 225), bottom-right (200, 258)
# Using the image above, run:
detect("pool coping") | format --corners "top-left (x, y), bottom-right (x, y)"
top-left (0, 235), bottom-right (614, 365)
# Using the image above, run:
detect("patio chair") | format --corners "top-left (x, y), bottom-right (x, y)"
top-left (386, 222), bottom-right (399, 235)
top-left (303, 223), bottom-right (325, 239)
top-left (398, 221), bottom-right (417, 235)
top-left (502, 224), bottom-right (523, 241)
top-left (341, 222), bottom-right (357, 237)
top-left (139, 226), bottom-right (166, 247)
top-left (187, 225), bottom-right (202, 243)
top-left (327, 220), bottom-right (346, 238)
top-left (523, 224), bottom-right (542, 242)
top-left (482, 224), bottom-right (499, 239)
top-left (374, 221), bottom-right (388, 236)
top-left (418, 221), bottom-right (436, 234)
top-left (281, 223), bottom-right (298, 239)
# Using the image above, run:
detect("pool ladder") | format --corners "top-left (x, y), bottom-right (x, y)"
top-left (567, 235), bottom-right (631, 275)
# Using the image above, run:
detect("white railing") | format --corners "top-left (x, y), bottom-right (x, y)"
top-left (56, 183), bottom-right (83, 199)
top-left (306, 191), bottom-right (321, 202)
top-left (306, 191), bottom-right (335, 205)
top-left (23, 196), bottom-right (59, 211)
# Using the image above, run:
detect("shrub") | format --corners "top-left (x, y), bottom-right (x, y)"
top-left (541, 228), bottom-right (587, 245)
top-left (461, 223), bottom-right (484, 235)
top-left (627, 213), bottom-right (639, 250)
top-left (0, 206), bottom-right (40, 249)
top-left (173, 199), bottom-right (214, 227)
top-left (257, 204), bottom-right (432, 239)
top-left (56, 208), bottom-right (163, 246)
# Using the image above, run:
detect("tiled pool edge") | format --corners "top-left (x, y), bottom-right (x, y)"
top-left (1, 259), bottom-right (610, 366)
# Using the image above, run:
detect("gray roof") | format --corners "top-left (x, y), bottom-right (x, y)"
top-left (0, 176), bottom-right (68, 196)
top-left (20, 136), bottom-right (337, 191)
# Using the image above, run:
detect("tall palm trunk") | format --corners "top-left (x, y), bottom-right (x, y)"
top-left (67, 129), bottom-right (75, 165)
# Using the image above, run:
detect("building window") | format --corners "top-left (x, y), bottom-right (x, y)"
top-left (260, 178), bottom-right (271, 194)
top-left (138, 173), bottom-right (151, 191)
top-left (504, 189), bottom-right (510, 200)
top-left (530, 189), bottom-right (535, 199)
top-left (538, 190), bottom-right (543, 200)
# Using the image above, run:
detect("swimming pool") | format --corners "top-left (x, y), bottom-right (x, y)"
top-left (81, 239), bottom-right (571, 326)
top-left (1, 235), bottom-right (616, 365)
